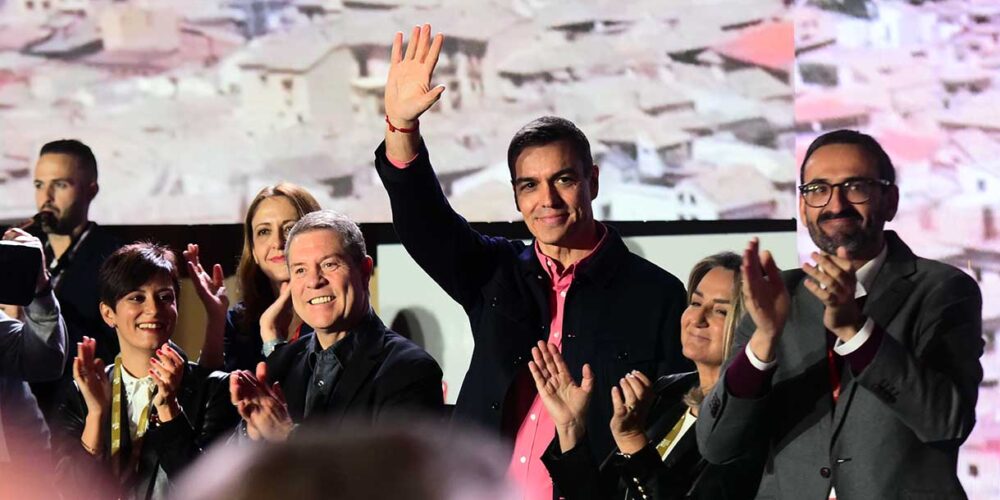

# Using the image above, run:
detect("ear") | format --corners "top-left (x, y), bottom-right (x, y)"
top-left (360, 255), bottom-right (374, 284)
top-left (883, 184), bottom-right (899, 222)
top-left (511, 182), bottom-right (520, 212)
top-left (798, 192), bottom-right (807, 224)
top-left (99, 301), bottom-right (116, 329)
top-left (588, 164), bottom-right (599, 200)
top-left (88, 181), bottom-right (99, 202)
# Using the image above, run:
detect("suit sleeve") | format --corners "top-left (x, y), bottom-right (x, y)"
top-left (374, 140), bottom-right (513, 311)
top-left (0, 291), bottom-right (68, 381)
top-left (854, 271), bottom-right (983, 443)
top-left (540, 435), bottom-right (615, 500)
top-left (146, 370), bottom-right (241, 477)
top-left (52, 384), bottom-right (115, 493)
top-left (375, 355), bottom-right (445, 419)
top-left (696, 312), bottom-right (772, 465)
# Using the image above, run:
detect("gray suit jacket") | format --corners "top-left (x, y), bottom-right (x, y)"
top-left (696, 231), bottom-right (983, 500)
top-left (0, 291), bottom-right (68, 463)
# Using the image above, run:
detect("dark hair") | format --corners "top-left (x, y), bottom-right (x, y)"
top-left (506, 116), bottom-right (594, 179)
top-left (237, 182), bottom-right (321, 332)
top-left (799, 129), bottom-right (895, 184)
top-left (39, 139), bottom-right (98, 182)
top-left (98, 242), bottom-right (180, 308)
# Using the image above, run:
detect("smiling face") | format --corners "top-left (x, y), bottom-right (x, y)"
top-left (681, 267), bottom-right (735, 367)
top-left (800, 143), bottom-right (898, 259)
top-left (100, 272), bottom-right (178, 355)
top-left (33, 153), bottom-right (96, 235)
top-left (251, 196), bottom-right (300, 284)
top-left (512, 141), bottom-right (599, 249)
top-left (287, 229), bottom-right (373, 334)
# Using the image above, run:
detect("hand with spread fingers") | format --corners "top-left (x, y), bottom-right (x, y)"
top-left (610, 370), bottom-right (653, 454)
top-left (229, 361), bottom-right (294, 442)
top-left (384, 24), bottom-right (445, 130)
top-left (802, 247), bottom-right (865, 341)
top-left (743, 238), bottom-right (791, 363)
top-left (183, 243), bottom-right (229, 323)
top-left (528, 340), bottom-right (594, 452)
top-left (150, 343), bottom-right (185, 422)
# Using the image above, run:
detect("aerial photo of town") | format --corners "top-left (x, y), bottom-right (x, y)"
top-left (0, 0), bottom-right (795, 224)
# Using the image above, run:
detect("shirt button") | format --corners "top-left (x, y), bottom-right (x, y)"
top-left (317, 380), bottom-right (325, 387)
top-left (490, 402), bottom-right (500, 411)
top-left (820, 467), bottom-right (831, 478)
top-left (519, 456), bottom-right (527, 464)
top-left (530, 413), bottom-right (537, 421)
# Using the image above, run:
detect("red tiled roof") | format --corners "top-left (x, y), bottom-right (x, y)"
top-left (713, 21), bottom-right (794, 72)
top-left (794, 94), bottom-right (869, 123)
top-left (875, 128), bottom-right (940, 164)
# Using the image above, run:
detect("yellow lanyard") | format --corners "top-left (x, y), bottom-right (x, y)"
top-left (654, 412), bottom-right (689, 460)
top-left (110, 355), bottom-right (154, 477)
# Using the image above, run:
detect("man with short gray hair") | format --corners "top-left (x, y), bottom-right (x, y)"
top-left (230, 210), bottom-right (443, 441)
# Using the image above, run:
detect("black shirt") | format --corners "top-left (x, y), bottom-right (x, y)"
top-left (303, 332), bottom-right (355, 418)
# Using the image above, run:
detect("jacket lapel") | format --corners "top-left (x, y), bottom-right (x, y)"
top-left (831, 231), bottom-right (916, 442)
top-left (285, 349), bottom-right (311, 421)
top-left (323, 315), bottom-right (388, 420)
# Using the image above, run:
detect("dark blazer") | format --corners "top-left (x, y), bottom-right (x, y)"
top-left (542, 372), bottom-right (764, 500)
top-left (265, 312), bottom-right (443, 424)
top-left (698, 232), bottom-right (984, 499)
top-left (53, 345), bottom-right (239, 499)
top-left (374, 141), bottom-right (691, 464)
top-left (223, 302), bottom-right (313, 372)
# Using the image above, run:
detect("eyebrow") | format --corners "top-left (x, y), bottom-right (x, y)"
top-left (692, 290), bottom-right (731, 304)
top-left (804, 175), bottom-right (874, 184)
top-left (513, 167), bottom-right (579, 186)
top-left (290, 253), bottom-right (342, 268)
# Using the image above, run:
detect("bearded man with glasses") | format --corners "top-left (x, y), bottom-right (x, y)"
top-left (697, 129), bottom-right (984, 499)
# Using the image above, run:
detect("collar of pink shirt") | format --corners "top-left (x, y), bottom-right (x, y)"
top-left (532, 222), bottom-right (608, 281)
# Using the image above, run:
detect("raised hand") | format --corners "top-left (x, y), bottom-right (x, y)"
top-left (183, 243), bottom-right (228, 322)
top-left (803, 247), bottom-right (864, 341)
top-left (742, 238), bottom-right (790, 362)
top-left (384, 24), bottom-right (445, 129)
top-left (230, 362), bottom-right (294, 442)
top-left (259, 281), bottom-right (293, 344)
top-left (527, 341), bottom-right (593, 451)
top-left (150, 343), bottom-right (185, 422)
top-left (610, 371), bottom-right (653, 454)
top-left (72, 336), bottom-right (111, 415)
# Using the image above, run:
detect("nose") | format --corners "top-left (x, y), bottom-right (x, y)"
top-left (826, 185), bottom-right (850, 213)
top-left (540, 182), bottom-right (563, 208)
top-left (306, 266), bottom-right (328, 288)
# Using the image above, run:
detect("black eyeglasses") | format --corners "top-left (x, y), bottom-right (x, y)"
top-left (798, 178), bottom-right (892, 208)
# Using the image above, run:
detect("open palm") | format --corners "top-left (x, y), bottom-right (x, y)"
top-left (384, 24), bottom-right (445, 126)
top-left (528, 341), bottom-right (593, 429)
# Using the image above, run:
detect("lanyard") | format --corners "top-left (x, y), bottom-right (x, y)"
top-left (110, 355), bottom-right (154, 478)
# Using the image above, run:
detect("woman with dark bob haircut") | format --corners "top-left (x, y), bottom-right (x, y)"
top-left (53, 242), bottom-right (239, 500)
top-left (184, 182), bottom-right (321, 371)
top-left (533, 252), bottom-right (766, 499)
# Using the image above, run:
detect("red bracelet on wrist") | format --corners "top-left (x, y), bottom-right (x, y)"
top-left (385, 115), bottom-right (418, 133)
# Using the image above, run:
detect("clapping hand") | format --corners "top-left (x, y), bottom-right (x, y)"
top-left (527, 341), bottom-right (593, 451)
top-left (743, 238), bottom-right (790, 363)
top-left (150, 343), bottom-right (185, 422)
top-left (72, 336), bottom-right (111, 416)
top-left (610, 371), bottom-right (653, 454)
top-left (803, 247), bottom-right (864, 341)
top-left (230, 362), bottom-right (294, 442)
